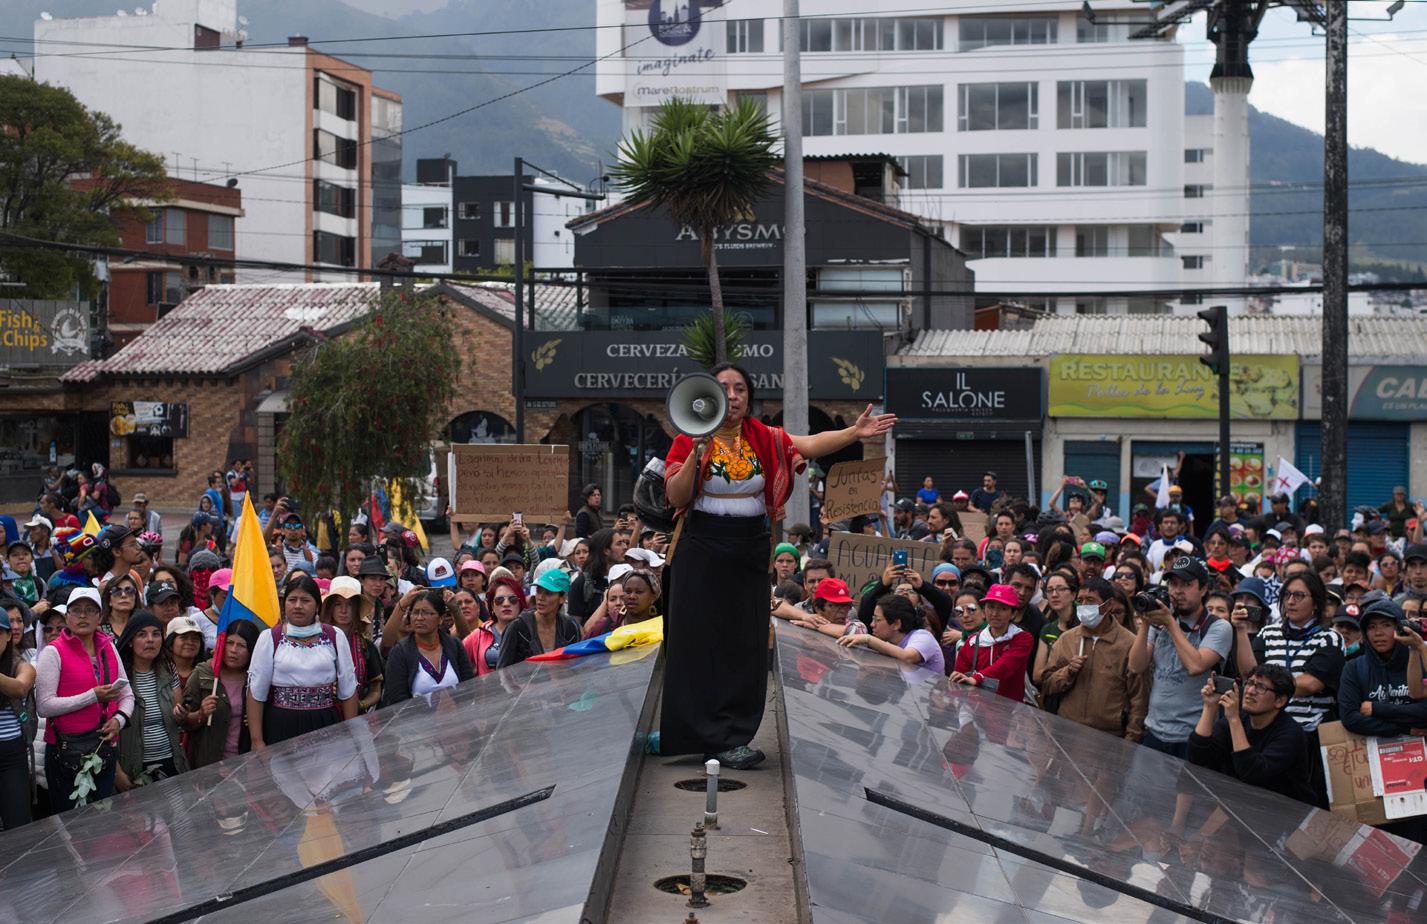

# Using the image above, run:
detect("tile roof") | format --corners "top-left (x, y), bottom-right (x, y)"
top-left (441, 281), bottom-right (583, 331)
top-left (63, 283), bottom-right (380, 382)
top-left (900, 314), bottom-right (1427, 361)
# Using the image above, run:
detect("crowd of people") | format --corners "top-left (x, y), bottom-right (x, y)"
top-left (779, 469), bottom-right (1427, 844)
top-left (0, 472), bottom-right (673, 831)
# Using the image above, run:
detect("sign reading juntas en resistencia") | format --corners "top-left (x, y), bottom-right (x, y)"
top-left (1301, 364), bottom-right (1427, 420)
top-left (447, 444), bottom-right (570, 523)
top-left (624, 0), bottom-right (727, 109)
top-left (822, 458), bottom-right (887, 521)
top-left (0, 299), bottom-right (91, 370)
top-left (524, 330), bottom-right (884, 400)
top-left (885, 367), bottom-right (1043, 420)
top-left (1049, 354), bottom-right (1299, 420)
top-left (825, 531), bottom-right (942, 595)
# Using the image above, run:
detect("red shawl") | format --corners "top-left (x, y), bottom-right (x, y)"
top-left (666, 417), bottom-right (806, 522)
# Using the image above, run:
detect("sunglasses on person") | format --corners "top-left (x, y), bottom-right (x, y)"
top-left (953, 604), bottom-right (978, 615)
top-left (934, 577), bottom-right (959, 588)
top-left (1114, 572), bottom-right (1136, 581)
top-left (493, 594), bottom-right (521, 606)
top-left (109, 585), bottom-right (136, 597)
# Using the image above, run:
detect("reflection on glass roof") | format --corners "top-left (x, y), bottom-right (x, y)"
top-left (774, 623), bottom-right (1427, 924)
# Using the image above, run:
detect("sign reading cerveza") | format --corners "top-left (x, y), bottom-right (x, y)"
top-left (886, 367), bottom-right (1043, 420)
top-left (525, 331), bottom-right (884, 400)
top-left (0, 300), bottom-right (90, 369)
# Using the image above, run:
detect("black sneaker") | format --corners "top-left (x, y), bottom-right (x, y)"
top-left (710, 745), bottom-right (765, 770)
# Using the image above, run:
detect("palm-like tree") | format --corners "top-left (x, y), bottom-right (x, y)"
top-left (610, 98), bottom-right (781, 365)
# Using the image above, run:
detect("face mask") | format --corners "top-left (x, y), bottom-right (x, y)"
top-left (286, 621), bottom-right (322, 639)
top-left (1344, 642), bottom-right (1361, 657)
top-left (1077, 604), bottom-right (1105, 630)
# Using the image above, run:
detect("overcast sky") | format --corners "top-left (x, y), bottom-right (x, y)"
top-left (1178, 1), bottom-right (1427, 165)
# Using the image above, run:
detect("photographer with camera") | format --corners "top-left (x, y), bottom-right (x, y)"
top-left (1188, 664), bottom-right (1314, 804)
top-left (1226, 577), bottom-right (1273, 680)
top-left (1129, 557), bottom-right (1233, 758)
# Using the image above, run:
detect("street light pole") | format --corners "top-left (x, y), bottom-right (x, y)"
top-left (513, 156), bottom-right (526, 443)
top-left (782, 0), bottom-right (809, 531)
top-left (1320, 2), bottom-right (1349, 533)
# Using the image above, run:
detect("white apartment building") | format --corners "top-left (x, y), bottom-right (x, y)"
top-left (402, 170), bottom-right (455, 275)
top-left (34, 0), bottom-right (402, 282)
top-left (595, 0), bottom-right (1252, 315)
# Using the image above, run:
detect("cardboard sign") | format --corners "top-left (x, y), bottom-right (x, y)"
top-left (822, 459), bottom-right (887, 521)
top-left (825, 530), bottom-right (942, 595)
top-left (1286, 811), bottom-right (1421, 897)
top-left (1319, 721), bottom-right (1389, 826)
top-left (447, 443), bottom-right (570, 523)
top-left (957, 510), bottom-right (987, 545)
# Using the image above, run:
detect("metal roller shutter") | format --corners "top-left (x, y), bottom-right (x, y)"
top-left (895, 437), bottom-right (1042, 504)
top-left (1294, 422), bottom-right (1409, 512)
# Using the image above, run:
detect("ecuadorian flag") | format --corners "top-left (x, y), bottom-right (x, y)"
top-left (210, 493), bottom-right (280, 673)
top-left (528, 615), bottom-right (664, 662)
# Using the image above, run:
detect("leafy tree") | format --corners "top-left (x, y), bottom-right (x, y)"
top-left (279, 291), bottom-right (461, 522)
top-left (611, 98), bottom-right (780, 365)
top-left (0, 76), bottom-right (169, 298)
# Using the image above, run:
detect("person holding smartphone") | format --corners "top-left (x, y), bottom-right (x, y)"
top-left (1188, 663), bottom-right (1313, 804)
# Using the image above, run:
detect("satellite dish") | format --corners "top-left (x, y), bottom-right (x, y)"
top-left (40, 12), bottom-right (54, 21)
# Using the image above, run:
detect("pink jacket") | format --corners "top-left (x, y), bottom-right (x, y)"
top-left (462, 624), bottom-right (498, 677)
top-left (37, 629), bottom-right (132, 743)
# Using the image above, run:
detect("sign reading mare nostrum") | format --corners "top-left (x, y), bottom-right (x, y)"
top-left (886, 367), bottom-right (1043, 420)
top-left (524, 331), bottom-right (884, 400)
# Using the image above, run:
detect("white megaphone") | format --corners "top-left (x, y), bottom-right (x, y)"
top-left (666, 373), bottom-right (728, 438)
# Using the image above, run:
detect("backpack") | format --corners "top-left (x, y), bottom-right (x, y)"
top-left (632, 457), bottom-right (676, 533)
top-left (270, 622), bottom-right (340, 700)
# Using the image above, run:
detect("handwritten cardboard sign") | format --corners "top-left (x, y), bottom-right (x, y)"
top-left (957, 510), bottom-right (987, 545)
top-left (825, 530), bottom-right (942, 595)
top-left (447, 443), bottom-right (570, 523)
top-left (1319, 721), bottom-right (1389, 826)
top-left (822, 458), bottom-right (887, 521)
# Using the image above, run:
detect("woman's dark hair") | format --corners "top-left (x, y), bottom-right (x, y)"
top-left (227, 619), bottom-right (261, 658)
top-left (1114, 560), bottom-right (1146, 592)
top-left (281, 574), bottom-right (323, 607)
top-left (708, 362), bottom-right (755, 403)
top-left (341, 544), bottom-right (373, 576)
top-left (582, 483), bottom-right (601, 501)
top-left (584, 528), bottom-right (617, 581)
top-left (151, 566), bottom-right (195, 608)
top-left (349, 523), bottom-right (371, 542)
top-left (115, 610), bottom-right (164, 673)
top-left (1283, 571), bottom-right (1328, 627)
top-left (314, 554), bottom-right (338, 575)
top-left (875, 593), bottom-right (924, 634)
top-left (408, 589), bottom-right (448, 621)
top-left (102, 573), bottom-right (139, 616)
top-left (1044, 570), bottom-right (1080, 595)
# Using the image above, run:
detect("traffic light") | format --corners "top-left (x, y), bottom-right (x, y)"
top-left (1198, 305), bottom-right (1229, 374)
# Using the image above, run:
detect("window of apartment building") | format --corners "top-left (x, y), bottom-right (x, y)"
top-left (163, 209), bottom-right (186, 245)
top-left (1074, 226), bottom-right (1109, 257)
top-left (409, 241), bottom-right (447, 265)
top-left (961, 226), bottom-right (1056, 259)
top-left (1184, 148), bottom-right (1210, 163)
top-left (1057, 80), bottom-right (1147, 129)
top-left (315, 78), bottom-right (357, 121)
top-left (314, 230), bottom-right (356, 267)
top-left (804, 85), bottom-right (943, 136)
top-left (958, 153), bottom-right (1038, 188)
top-left (458, 239), bottom-right (480, 258)
top-left (1056, 151), bottom-right (1147, 187)
top-left (458, 202), bottom-right (480, 221)
top-left (959, 82), bottom-right (1038, 131)
top-left (1074, 298), bottom-right (1108, 315)
top-left (207, 214), bottom-right (234, 251)
top-left (314, 130), bottom-right (358, 169)
top-left (493, 202), bottom-right (515, 228)
top-left (1180, 221), bottom-right (1205, 233)
top-left (1076, 17), bottom-right (1152, 43)
top-left (1184, 184), bottom-right (1208, 198)
top-left (897, 155), bottom-right (944, 189)
top-left (1182, 293), bottom-right (1204, 305)
top-left (795, 16), bottom-right (941, 52)
top-left (1182, 255), bottom-right (1207, 269)
top-left (314, 180), bottom-right (357, 218)
top-left (145, 270), bottom-right (184, 306)
top-left (494, 238), bottom-right (516, 265)
top-left (727, 19), bottom-right (764, 53)
top-left (145, 213), bottom-right (163, 244)
top-left (423, 206), bottom-right (449, 229)
top-left (1127, 224), bottom-right (1169, 257)
top-left (958, 15), bottom-right (1056, 51)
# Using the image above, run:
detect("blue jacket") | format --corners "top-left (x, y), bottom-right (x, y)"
top-left (1338, 643), bottom-right (1427, 737)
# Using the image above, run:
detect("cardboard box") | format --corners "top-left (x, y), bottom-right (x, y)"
top-left (1319, 721), bottom-right (1390, 827)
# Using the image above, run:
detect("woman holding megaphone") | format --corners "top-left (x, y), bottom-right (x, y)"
top-left (661, 363), bottom-right (896, 769)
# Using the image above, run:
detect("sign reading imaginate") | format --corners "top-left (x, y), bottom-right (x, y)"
top-left (625, 1), bottom-right (727, 108)
top-left (1049, 354), bottom-right (1299, 420)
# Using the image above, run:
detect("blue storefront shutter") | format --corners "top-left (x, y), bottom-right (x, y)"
top-left (1063, 441), bottom-right (1122, 519)
top-left (1294, 422), bottom-right (1409, 512)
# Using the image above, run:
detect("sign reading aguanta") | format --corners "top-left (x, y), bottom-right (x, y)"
top-left (885, 367), bottom-right (1043, 420)
top-left (0, 299), bottom-right (90, 369)
top-left (1049, 354), bottom-right (1299, 420)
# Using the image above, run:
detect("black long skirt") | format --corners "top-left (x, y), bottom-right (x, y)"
top-left (264, 702), bottom-right (340, 746)
top-left (660, 511), bottom-right (771, 756)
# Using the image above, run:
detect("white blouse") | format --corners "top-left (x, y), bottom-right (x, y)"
top-left (248, 625), bottom-right (358, 702)
top-left (694, 472), bottom-right (766, 517)
top-left (410, 657), bottom-right (459, 697)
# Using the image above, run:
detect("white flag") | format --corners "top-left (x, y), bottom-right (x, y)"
top-left (1155, 465), bottom-right (1172, 510)
top-left (1272, 457), bottom-right (1309, 496)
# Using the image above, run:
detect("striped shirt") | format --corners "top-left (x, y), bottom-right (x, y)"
top-left (131, 670), bottom-right (173, 762)
top-left (1256, 622), bottom-right (1345, 732)
top-left (0, 704), bottom-right (21, 741)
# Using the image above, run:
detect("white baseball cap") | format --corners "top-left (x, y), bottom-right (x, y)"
top-left (608, 563), bottom-right (635, 582)
top-left (426, 557), bottom-right (456, 588)
top-left (24, 514), bottom-right (52, 530)
top-left (65, 587), bottom-right (102, 609)
top-left (165, 615), bottom-right (206, 639)
top-left (623, 547), bottom-right (666, 569)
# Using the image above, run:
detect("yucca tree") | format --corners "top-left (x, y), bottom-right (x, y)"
top-left (610, 97), bottom-right (781, 366)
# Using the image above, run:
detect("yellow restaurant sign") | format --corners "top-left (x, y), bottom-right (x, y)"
top-left (1049, 354), bottom-right (1299, 419)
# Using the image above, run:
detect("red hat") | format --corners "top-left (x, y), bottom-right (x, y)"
top-left (1120, 533), bottom-right (1143, 547)
top-left (980, 584), bottom-right (1020, 608)
top-left (813, 578), bottom-right (854, 605)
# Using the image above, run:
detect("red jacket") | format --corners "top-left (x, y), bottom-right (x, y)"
top-left (953, 625), bottom-right (1034, 703)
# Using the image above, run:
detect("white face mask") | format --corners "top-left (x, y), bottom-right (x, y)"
top-left (1077, 603), bottom-right (1106, 630)
top-left (286, 621), bottom-right (322, 639)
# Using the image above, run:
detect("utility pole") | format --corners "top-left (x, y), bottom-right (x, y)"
top-left (513, 157), bottom-right (526, 443)
top-left (782, 0), bottom-right (809, 530)
top-left (1320, 2), bottom-right (1348, 534)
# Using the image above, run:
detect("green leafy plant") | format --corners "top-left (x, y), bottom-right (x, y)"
top-left (682, 313), bottom-right (748, 370)
top-left (69, 747), bottom-right (107, 806)
top-left (610, 98), bottom-right (781, 366)
top-left (279, 291), bottom-right (461, 522)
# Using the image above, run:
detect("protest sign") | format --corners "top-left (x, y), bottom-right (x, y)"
top-left (825, 530), bottom-right (942, 594)
top-left (448, 444), bottom-right (570, 523)
top-left (822, 458), bottom-right (886, 521)
top-left (957, 510), bottom-right (987, 545)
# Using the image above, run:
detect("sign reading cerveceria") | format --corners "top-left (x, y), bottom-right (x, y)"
top-left (0, 299), bottom-right (91, 369)
top-left (1049, 354), bottom-right (1299, 420)
top-left (525, 331), bottom-right (884, 400)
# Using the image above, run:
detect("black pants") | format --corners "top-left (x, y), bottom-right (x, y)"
top-left (660, 512), bottom-right (771, 756)
top-left (0, 736), bottom-right (32, 830)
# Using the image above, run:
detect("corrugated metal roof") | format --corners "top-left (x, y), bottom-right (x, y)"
top-left (901, 315), bottom-right (1427, 360)
top-left (63, 283), bottom-right (379, 382)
